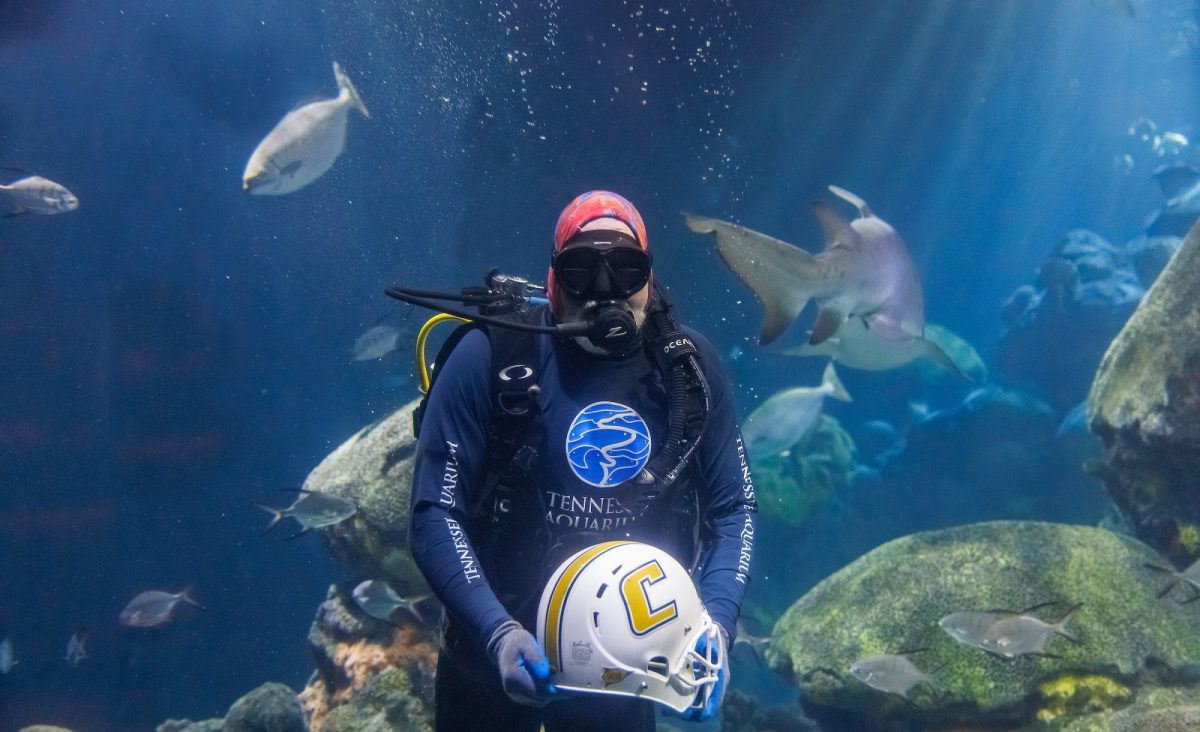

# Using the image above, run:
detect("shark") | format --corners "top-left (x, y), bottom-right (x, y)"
top-left (782, 320), bottom-right (984, 382)
top-left (685, 185), bottom-right (925, 348)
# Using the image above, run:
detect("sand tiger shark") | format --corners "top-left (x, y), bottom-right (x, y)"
top-left (685, 185), bottom-right (926, 349)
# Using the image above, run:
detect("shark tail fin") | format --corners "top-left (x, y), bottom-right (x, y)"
top-left (828, 185), bottom-right (872, 218)
top-left (334, 62), bottom-right (370, 118)
top-left (821, 361), bottom-right (852, 402)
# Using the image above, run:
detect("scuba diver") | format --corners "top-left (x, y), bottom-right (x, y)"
top-left (401, 190), bottom-right (757, 731)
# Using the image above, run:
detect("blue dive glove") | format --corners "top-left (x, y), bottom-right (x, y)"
top-left (487, 619), bottom-right (559, 707)
top-left (668, 624), bottom-right (729, 723)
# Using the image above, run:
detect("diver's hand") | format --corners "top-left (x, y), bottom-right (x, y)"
top-left (668, 625), bottom-right (729, 723)
top-left (487, 620), bottom-right (558, 707)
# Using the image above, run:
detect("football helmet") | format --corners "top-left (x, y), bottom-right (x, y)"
top-left (536, 541), bottom-right (724, 713)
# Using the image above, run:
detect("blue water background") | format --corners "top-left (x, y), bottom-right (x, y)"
top-left (0, 1), bottom-right (1195, 728)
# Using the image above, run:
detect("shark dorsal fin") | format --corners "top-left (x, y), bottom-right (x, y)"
top-left (811, 200), bottom-right (862, 251)
top-left (828, 185), bottom-right (872, 218)
top-left (1152, 162), bottom-right (1200, 200)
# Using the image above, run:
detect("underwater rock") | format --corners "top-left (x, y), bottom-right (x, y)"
top-left (769, 521), bottom-right (1200, 731)
top-left (303, 398), bottom-right (427, 590)
top-left (1124, 235), bottom-right (1182, 289)
top-left (719, 689), bottom-right (823, 732)
top-left (1108, 704), bottom-right (1200, 732)
top-left (299, 583), bottom-right (437, 732)
top-left (224, 682), bottom-right (307, 732)
top-left (999, 230), bottom-right (1144, 413)
top-left (156, 718), bottom-right (223, 732)
top-left (880, 385), bottom-right (1102, 526)
top-left (1089, 218), bottom-right (1200, 568)
top-left (155, 683), bottom-right (303, 732)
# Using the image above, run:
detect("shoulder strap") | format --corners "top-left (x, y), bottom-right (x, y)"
top-left (412, 321), bottom-right (483, 439)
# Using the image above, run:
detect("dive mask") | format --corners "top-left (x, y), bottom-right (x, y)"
top-left (552, 230), bottom-right (652, 300)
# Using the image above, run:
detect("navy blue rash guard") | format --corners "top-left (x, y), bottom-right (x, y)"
top-left (409, 312), bottom-right (757, 651)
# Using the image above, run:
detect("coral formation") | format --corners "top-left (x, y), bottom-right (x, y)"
top-left (300, 584), bottom-right (437, 732)
top-left (1037, 674), bottom-right (1131, 722)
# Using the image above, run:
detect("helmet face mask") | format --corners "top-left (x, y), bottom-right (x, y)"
top-left (537, 541), bottom-right (724, 713)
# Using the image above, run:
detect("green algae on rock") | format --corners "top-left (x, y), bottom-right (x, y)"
top-left (769, 521), bottom-right (1200, 730)
top-left (304, 398), bottom-right (427, 590)
top-left (1089, 218), bottom-right (1200, 567)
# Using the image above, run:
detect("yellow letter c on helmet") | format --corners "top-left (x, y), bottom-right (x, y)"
top-left (620, 559), bottom-right (679, 636)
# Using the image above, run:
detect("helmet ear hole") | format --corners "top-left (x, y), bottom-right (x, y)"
top-left (646, 656), bottom-right (670, 679)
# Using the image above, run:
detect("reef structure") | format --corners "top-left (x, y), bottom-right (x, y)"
top-left (1088, 218), bottom-right (1200, 567)
top-left (298, 583), bottom-right (437, 732)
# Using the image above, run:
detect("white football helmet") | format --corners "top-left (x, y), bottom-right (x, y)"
top-left (536, 541), bottom-right (725, 713)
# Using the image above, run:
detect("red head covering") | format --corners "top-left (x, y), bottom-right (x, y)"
top-left (546, 190), bottom-right (651, 315)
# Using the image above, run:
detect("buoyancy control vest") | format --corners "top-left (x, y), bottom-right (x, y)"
top-left (404, 281), bottom-right (711, 610)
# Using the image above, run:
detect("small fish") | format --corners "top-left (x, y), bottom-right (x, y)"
top-left (939, 602), bottom-right (1060, 651)
top-left (256, 489), bottom-right (357, 538)
top-left (65, 628), bottom-right (89, 668)
top-left (352, 324), bottom-right (402, 361)
top-left (977, 604), bottom-right (1082, 659)
top-left (1145, 559), bottom-right (1200, 601)
top-left (741, 362), bottom-right (851, 461)
top-left (686, 185), bottom-right (925, 347)
top-left (730, 623), bottom-right (772, 667)
top-left (849, 652), bottom-right (932, 699)
top-left (119, 588), bottom-right (206, 628)
top-left (243, 62), bottom-right (370, 195)
top-left (0, 636), bottom-right (16, 673)
top-left (0, 175), bottom-right (79, 217)
top-left (352, 580), bottom-right (433, 624)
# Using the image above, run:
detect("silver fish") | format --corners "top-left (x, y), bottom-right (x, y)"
top-left (257, 489), bottom-right (357, 538)
top-left (977, 604), bottom-right (1081, 659)
top-left (119, 588), bottom-right (206, 628)
top-left (352, 324), bottom-right (402, 362)
top-left (940, 602), bottom-right (1062, 651)
top-left (243, 62), bottom-right (370, 195)
top-left (0, 637), bottom-right (16, 673)
top-left (65, 628), bottom-right (89, 668)
top-left (741, 362), bottom-right (851, 461)
top-left (1146, 162), bottom-right (1200, 237)
top-left (849, 653), bottom-right (932, 699)
top-left (352, 580), bottom-right (433, 624)
top-left (1145, 559), bottom-right (1200, 601)
top-left (0, 175), bottom-right (79, 217)
top-left (685, 185), bottom-right (924, 346)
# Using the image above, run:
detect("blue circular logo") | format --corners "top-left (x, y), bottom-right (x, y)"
top-left (565, 401), bottom-right (652, 487)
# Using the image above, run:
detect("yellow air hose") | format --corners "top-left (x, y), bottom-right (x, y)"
top-left (416, 313), bottom-right (471, 393)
